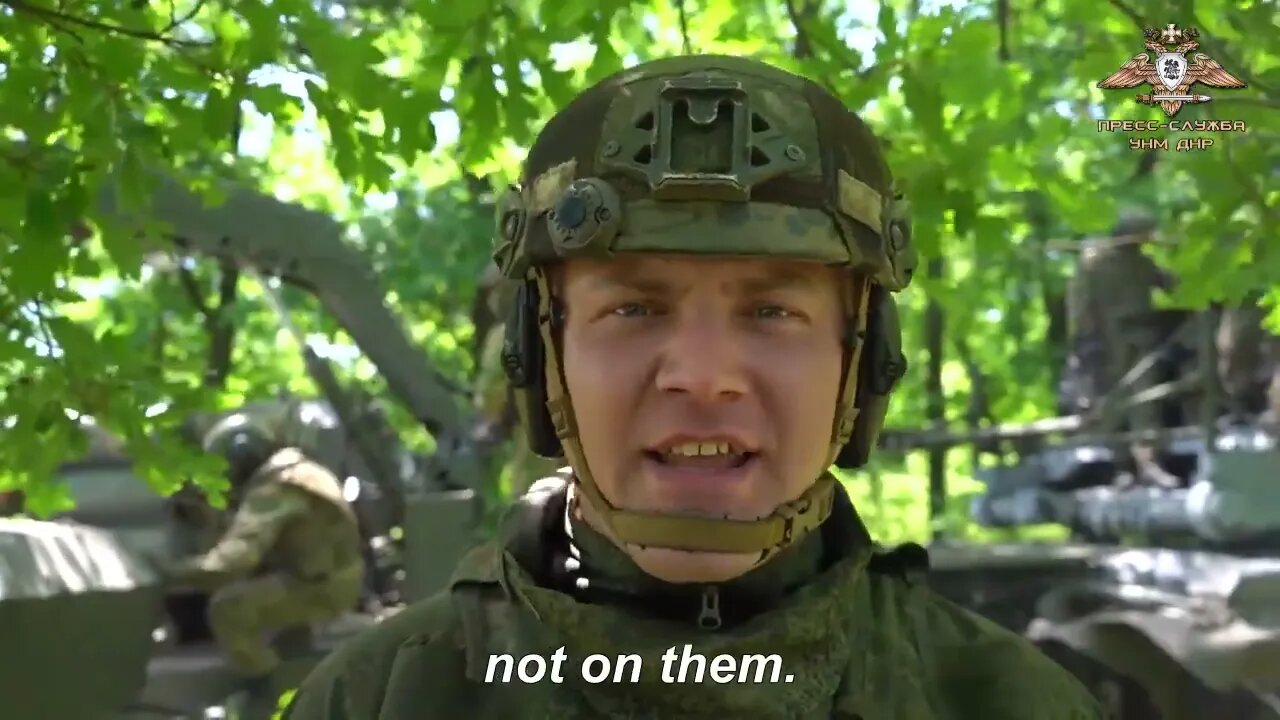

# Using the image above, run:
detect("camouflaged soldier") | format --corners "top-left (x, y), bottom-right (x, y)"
top-left (1216, 296), bottom-right (1280, 423)
top-left (285, 55), bottom-right (1105, 720)
top-left (1064, 211), bottom-right (1178, 422)
top-left (169, 414), bottom-right (365, 686)
top-left (1065, 211), bottom-right (1188, 486)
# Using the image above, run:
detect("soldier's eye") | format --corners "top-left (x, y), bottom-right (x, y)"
top-left (612, 302), bottom-right (652, 317)
top-left (755, 305), bottom-right (796, 320)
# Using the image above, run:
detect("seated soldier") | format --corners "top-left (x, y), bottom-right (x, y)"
top-left (168, 414), bottom-right (365, 710)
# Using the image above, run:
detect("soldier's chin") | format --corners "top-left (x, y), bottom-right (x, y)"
top-left (625, 546), bottom-right (760, 584)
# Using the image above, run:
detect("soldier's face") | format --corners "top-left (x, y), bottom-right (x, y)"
top-left (560, 254), bottom-right (846, 583)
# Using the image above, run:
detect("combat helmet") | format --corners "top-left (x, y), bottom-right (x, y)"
top-left (202, 412), bottom-right (280, 482)
top-left (1110, 207), bottom-right (1158, 239)
top-left (494, 55), bottom-right (916, 560)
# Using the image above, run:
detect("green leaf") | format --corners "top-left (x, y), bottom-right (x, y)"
top-left (247, 84), bottom-right (301, 119)
top-left (590, 28), bottom-right (623, 78)
top-left (238, 3), bottom-right (284, 65)
top-left (457, 60), bottom-right (502, 166)
top-left (46, 317), bottom-right (97, 359)
top-left (950, 189), bottom-right (976, 236)
top-left (500, 48), bottom-right (539, 143)
top-left (901, 66), bottom-right (946, 140)
top-left (306, 80), bottom-right (360, 180)
top-left (203, 86), bottom-right (234, 139)
top-left (877, 2), bottom-right (898, 47)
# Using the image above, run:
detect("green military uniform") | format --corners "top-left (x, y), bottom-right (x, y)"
top-left (285, 55), bottom-right (1104, 719)
top-left (172, 447), bottom-right (365, 676)
top-left (1065, 215), bottom-right (1188, 486)
top-left (1216, 299), bottom-right (1280, 420)
top-left (286, 476), bottom-right (1102, 719)
top-left (1065, 214), bottom-right (1182, 429)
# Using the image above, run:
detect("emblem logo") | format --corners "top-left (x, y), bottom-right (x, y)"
top-left (1097, 24), bottom-right (1246, 118)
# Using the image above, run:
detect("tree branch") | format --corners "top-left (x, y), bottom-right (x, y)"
top-left (783, 0), bottom-right (817, 60)
top-left (785, 0), bottom-right (892, 83)
top-left (204, 263), bottom-right (239, 387)
top-left (2, 0), bottom-right (211, 47)
top-left (1103, 0), bottom-right (1144, 28)
top-left (996, 0), bottom-right (1010, 61)
top-left (176, 264), bottom-right (211, 317)
top-left (953, 336), bottom-right (995, 429)
top-left (163, 0), bottom-right (205, 34)
top-left (674, 0), bottom-right (692, 54)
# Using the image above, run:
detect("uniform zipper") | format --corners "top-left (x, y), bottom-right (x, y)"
top-left (697, 585), bottom-right (722, 630)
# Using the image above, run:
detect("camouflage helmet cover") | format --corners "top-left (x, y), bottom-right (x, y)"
top-left (494, 55), bottom-right (915, 558)
top-left (494, 55), bottom-right (915, 288)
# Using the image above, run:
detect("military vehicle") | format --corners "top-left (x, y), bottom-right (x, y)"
top-left (1, 171), bottom-right (501, 718)
top-left (887, 312), bottom-right (1280, 719)
top-left (925, 425), bottom-right (1280, 720)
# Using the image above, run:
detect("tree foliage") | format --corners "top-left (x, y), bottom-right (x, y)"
top-left (0, 0), bottom-right (1275, 526)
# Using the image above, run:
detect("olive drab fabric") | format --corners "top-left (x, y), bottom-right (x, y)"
top-left (284, 478), bottom-right (1104, 720)
top-left (1065, 220), bottom-right (1183, 430)
top-left (491, 53), bottom-right (916, 560)
top-left (170, 447), bottom-right (364, 676)
top-left (1216, 300), bottom-right (1280, 420)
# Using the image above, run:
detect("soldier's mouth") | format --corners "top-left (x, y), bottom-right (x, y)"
top-left (644, 440), bottom-right (755, 470)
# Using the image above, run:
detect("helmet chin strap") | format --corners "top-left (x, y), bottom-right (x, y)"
top-left (533, 271), bottom-right (873, 563)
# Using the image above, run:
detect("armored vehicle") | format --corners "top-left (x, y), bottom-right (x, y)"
top-left (1, 172), bottom-right (500, 718)
top-left (878, 306), bottom-right (1280, 719)
top-left (927, 426), bottom-right (1280, 720)
top-left (908, 304), bottom-right (1280, 720)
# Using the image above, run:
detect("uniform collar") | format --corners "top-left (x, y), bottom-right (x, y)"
top-left (539, 478), bottom-right (872, 630)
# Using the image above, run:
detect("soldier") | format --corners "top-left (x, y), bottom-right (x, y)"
top-left (1064, 210), bottom-right (1188, 486)
top-left (284, 56), bottom-right (1104, 719)
top-left (1216, 296), bottom-right (1280, 423)
top-left (169, 414), bottom-right (365, 711)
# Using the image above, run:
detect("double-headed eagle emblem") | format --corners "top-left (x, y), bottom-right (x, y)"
top-left (1097, 24), bottom-right (1246, 117)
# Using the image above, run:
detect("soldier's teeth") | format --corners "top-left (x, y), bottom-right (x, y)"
top-left (667, 441), bottom-right (736, 457)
